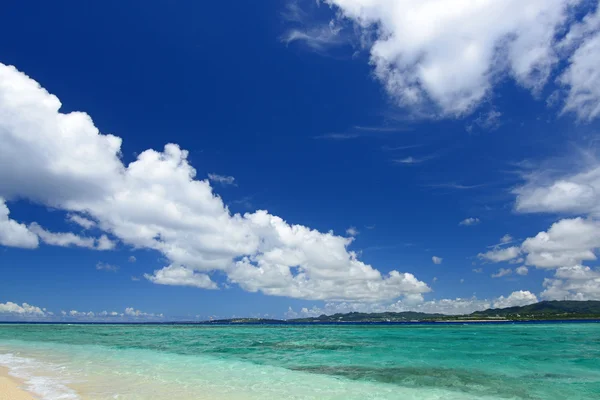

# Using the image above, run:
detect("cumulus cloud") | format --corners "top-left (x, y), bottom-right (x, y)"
top-left (432, 256), bottom-right (443, 264)
top-left (0, 62), bottom-right (432, 303)
top-left (516, 266), bottom-right (529, 276)
top-left (491, 268), bottom-right (512, 278)
top-left (521, 218), bottom-right (600, 268)
top-left (479, 246), bottom-right (521, 263)
top-left (62, 307), bottom-right (162, 320)
top-left (514, 159), bottom-right (600, 217)
top-left (541, 265), bottom-right (600, 300)
top-left (0, 301), bottom-right (46, 316)
top-left (207, 173), bottom-right (236, 186)
top-left (493, 290), bottom-right (538, 308)
top-left (29, 223), bottom-right (116, 251)
top-left (67, 213), bottom-right (96, 229)
top-left (321, 0), bottom-right (599, 118)
top-left (286, 290), bottom-right (540, 317)
top-left (124, 307), bottom-right (163, 318)
top-left (144, 265), bottom-right (218, 290)
top-left (557, 7), bottom-right (600, 121)
top-left (459, 217), bottom-right (480, 226)
top-left (0, 198), bottom-right (39, 249)
top-left (479, 218), bottom-right (600, 269)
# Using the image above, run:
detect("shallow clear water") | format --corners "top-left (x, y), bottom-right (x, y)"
top-left (1, 323), bottom-right (599, 399)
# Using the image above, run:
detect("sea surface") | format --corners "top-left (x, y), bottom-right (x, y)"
top-left (1, 322), bottom-right (599, 399)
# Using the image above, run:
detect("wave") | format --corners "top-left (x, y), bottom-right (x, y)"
top-left (0, 352), bottom-right (79, 400)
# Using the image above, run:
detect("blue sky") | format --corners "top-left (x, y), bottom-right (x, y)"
top-left (2, 0), bottom-right (600, 321)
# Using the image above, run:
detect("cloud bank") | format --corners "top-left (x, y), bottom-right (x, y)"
top-left (0, 62), bottom-right (430, 303)
top-left (303, 0), bottom-right (600, 119)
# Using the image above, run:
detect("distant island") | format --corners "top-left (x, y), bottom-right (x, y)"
top-left (198, 301), bottom-right (600, 324)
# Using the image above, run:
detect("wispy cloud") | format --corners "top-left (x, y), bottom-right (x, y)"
top-left (394, 154), bottom-right (438, 165)
top-left (432, 256), bottom-right (443, 265)
top-left (282, 26), bottom-right (346, 52)
top-left (346, 226), bottom-right (359, 236)
top-left (382, 144), bottom-right (423, 151)
top-left (208, 173), bottom-right (236, 186)
top-left (281, 0), bottom-right (307, 23)
top-left (231, 196), bottom-right (253, 209)
top-left (281, 1), bottom-right (351, 55)
top-left (314, 133), bottom-right (360, 140)
top-left (96, 262), bottom-right (119, 272)
top-left (466, 109), bottom-right (502, 133)
top-left (354, 125), bottom-right (413, 133)
top-left (423, 182), bottom-right (488, 190)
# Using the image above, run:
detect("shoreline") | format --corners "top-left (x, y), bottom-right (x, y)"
top-left (0, 366), bottom-right (34, 400)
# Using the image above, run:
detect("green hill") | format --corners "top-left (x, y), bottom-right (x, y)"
top-left (287, 301), bottom-right (600, 323)
top-left (289, 311), bottom-right (445, 323)
top-left (469, 300), bottom-right (600, 320)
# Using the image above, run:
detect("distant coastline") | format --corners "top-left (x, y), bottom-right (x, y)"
top-left (2, 300), bottom-right (600, 325)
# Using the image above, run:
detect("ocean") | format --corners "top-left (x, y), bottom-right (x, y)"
top-left (1, 322), bottom-right (599, 399)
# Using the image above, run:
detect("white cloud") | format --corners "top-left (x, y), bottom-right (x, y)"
top-left (283, 25), bottom-right (346, 51)
top-left (478, 218), bottom-right (600, 271)
top-left (557, 7), bottom-right (600, 121)
top-left (521, 218), bottom-right (600, 268)
top-left (324, 0), bottom-right (591, 117)
top-left (394, 154), bottom-right (437, 164)
top-left (516, 266), bottom-right (529, 276)
top-left (491, 268), bottom-right (512, 278)
top-left (0, 301), bottom-right (45, 316)
top-left (346, 226), bottom-right (359, 236)
top-left (0, 198), bottom-right (39, 249)
top-left (96, 235), bottom-right (116, 250)
top-left (0, 62), bottom-right (431, 303)
top-left (1, 302), bottom-right (166, 321)
top-left (145, 265), bottom-right (218, 290)
top-left (96, 262), bottom-right (119, 272)
top-left (478, 246), bottom-right (521, 262)
top-left (63, 307), bottom-right (162, 320)
top-left (466, 109), bottom-right (502, 132)
top-left (67, 213), bottom-right (96, 229)
top-left (514, 160), bottom-right (600, 217)
top-left (493, 290), bottom-right (538, 308)
top-left (124, 307), bottom-right (162, 318)
top-left (472, 268), bottom-right (483, 274)
top-left (500, 234), bottom-right (513, 244)
top-left (432, 256), bottom-right (443, 264)
top-left (459, 217), bottom-right (480, 226)
top-left (207, 173), bottom-right (236, 186)
top-left (128, 256), bottom-right (136, 263)
top-left (282, 2), bottom-right (347, 52)
top-left (29, 223), bottom-right (116, 251)
top-left (541, 265), bottom-right (600, 300)
top-left (286, 290), bottom-right (540, 317)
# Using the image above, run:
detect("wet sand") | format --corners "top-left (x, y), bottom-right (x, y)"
top-left (0, 366), bottom-right (34, 400)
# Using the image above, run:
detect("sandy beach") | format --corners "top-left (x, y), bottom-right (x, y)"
top-left (0, 366), bottom-right (34, 400)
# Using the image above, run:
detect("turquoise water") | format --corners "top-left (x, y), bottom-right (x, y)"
top-left (1, 323), bottom-right (600, 399)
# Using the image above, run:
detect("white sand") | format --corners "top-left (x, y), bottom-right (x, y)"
top-left (0, 366), bottom-right (35, 400)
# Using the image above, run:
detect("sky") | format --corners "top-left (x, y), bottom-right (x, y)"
top-left (2, 0), bottom-right (600, 321)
